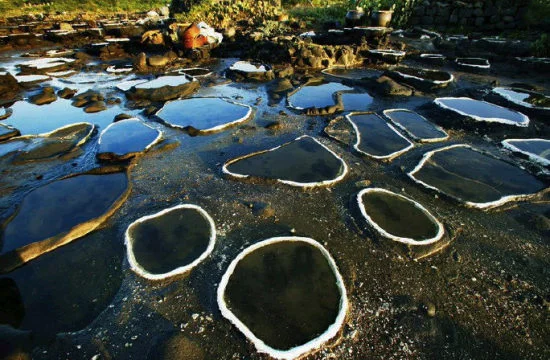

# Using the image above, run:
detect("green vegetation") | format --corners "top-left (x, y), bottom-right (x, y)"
top-left (0, 0), bottom-right (167, 16)
top-left (532, 33), bottom-right (550, 57)
top-left (288, 1), bottom-right (347, 27)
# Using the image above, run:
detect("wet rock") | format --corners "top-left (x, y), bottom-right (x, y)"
top-left (0, 73), bottom-right (22, 101)
top-left (57, 87), bottom-right (77, 99)
top-left (84, 101), bottom-right (107, 113)
top-left (147, 52), bottom-right (178, 67)
top-left (126, 204), bottom-right (216, 280)
top-left (324, 116), bottom-right (355, 146)
top-left (223, 135), bottom-right (348, 188)
top-left (29, 87), bottom-right (57, 105)
top-left (114, 113), bottom-right (134, 122)
top-left (385, 67), bottom-right (454, 91)
top-left (373, 76), bottom-right (414, 96)
top-left (148, 334), bottom-right (204, 360)
top-left (264, 121), bottom-right (283, 131)
top-left (134, 52), bottom-right (148, 72)
top-left (126, 76), bottom-right (199, 102)
top-left (0, 123), bottom-right (20, 142)
top-left (0, 169), bottom-right (130, 273)
top-left (218, 237), bottom-right (347, 359)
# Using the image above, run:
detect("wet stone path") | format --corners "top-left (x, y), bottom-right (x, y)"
top-left (0, 48), bottom-right (548, 360)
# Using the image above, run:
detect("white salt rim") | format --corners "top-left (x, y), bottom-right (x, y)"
top-left (46, 70), bottom-right (77, 77)
top-left (434, 97), bottom-right (530, 127)
top-left (217, 236), bottom-right (348, 360)
top-left (502, 138), bottom-right (550, 166)
top-left (125, 204), bottom-right (216, 280)
top-left (98, 118), bottom-right (163, 154)
top-left (408, 144), bottom-right (545, 209)
top-left (357, 188), bottom-right (445, 245)
top-left (116, 79), bottom-right (148, 91)
top-left (106, 65), bottom-right (133, 73)
top-left (20, 57), bottom-right (75, 68)
top-left (157, 98), bottom-right (252, 133)
top-left (346, 112), bottom-right (414, 160)
top-left (229, 61), bottom-right (268, 73)
top-left (134, 75), bottom-right (193, 89)
top-left (492, 87), bottom-right (550, 110)
top-left (46, 49), bottom-right (74, 56)
top-left (455, 58), bottom-right (490, 69)
top-left (14, 74), bottom-right (50, 83)
top-left (287, 83), bottom-right (353, 110)
top-left (14, 122), bottom-right (95, 144)
top-left (105, 38), bottom-right (130, 42)
top-left (393, 68), bottom-right (454, 85)
top-left (420, 53), bottom-right (445, 59)
top-left (382, 109), bottom-right (448, 143)
top-left (222, 135), bottom-right (348, 188)
top-left (368, 49), bottom-right (406, 57)
top-left (177, 67), bottom-right (213, 78)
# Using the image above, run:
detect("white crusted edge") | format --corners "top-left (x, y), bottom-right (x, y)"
top-left (106, 65), bottom-right (133, 73)
top-left (222, 135), bottom-right (349, 188)
top-left (492, 87), bottom-right (550, 111)
top-left (125, 204), bottom-right (216, 281)
top-left (502, 138), bottom-right (550, 167)
top-left (217, 236), bottom-right (348, 360)
top-left (178, 67), bottom-right (213, 78)
top-left (420, 53), bottom-right (445, 59)
top-left (287, 83), bottom-right (353, 111)
top-left (156, 97), bottom-right (253, 133)
top-left (393, 68), bottom-right (454, 85)
top-left (434, 97), bottom-right (530, 127)
top-left (346, 112), bottom-right (414, 160)
top-left (98, 118), bottom-right (163, 152)
top-left (455, 58), bottom-right (490, 69)
top-left (13, 122), bottom-right (95, 144)
top-left (368, 49), bottom-right (406, 57)
top-left (408, 144), bottom-right (545, 209)
top-left (356, 188), bottom-right (445, 246)
top-left (382, 109), bottom-right (449, 143)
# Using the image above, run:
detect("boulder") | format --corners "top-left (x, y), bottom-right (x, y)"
top-left (29, 87), bottom-right (57, 105)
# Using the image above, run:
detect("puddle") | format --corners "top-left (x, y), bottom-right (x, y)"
top-left (383, 109), bottom-right (448, 142)
top-left (98, 119), bottom-right (162, 161)
top-left (346, 112), bottom-right (413, 160)
top-left (339, 92), bottom-right (374, 111)
top-left (135, 75), bottom-right (192, 89)
top-left (0, 230), bottom-right (123, 336)
top-left (223, 135), bottom-right (348, 187)
top-left (357, 188), bottom-right (444, 245)
top-left (434, 97), bottom-right (529, 127)
top-left (177, 67), bottom-right (213, 77)
top-left (287, 82), bottom-right (352, 110)
top-left (0, 123), bottom-right (19, 141)
top-left (368, 49), bottom-right (406, 63)
top-left (2, 122), bottom-right (93, 163)
top-left (125, 204), bottom-right (216, 280)
top-left (322, 67), bottom-right (384, 80)
top-left (0, 171), bottom-right (130, 271)
top-left (14, 74), bottom-right (50, 84)
top-left (388, 66), bottom-right (454, 88)
top-left (157, 98), bottom-right (252, 133)
top-left (60, 72), bottom-right (124, 85)
top-left (3, 99), bottom-right (134, 135)
top-left (502, 139), bottom-right (550, 166)
top-left (19, 57), bottom-right (74, 71)
top-left (408, 144), bottom-right (547, 208)
top-left (492, 87), bottom-right (550, 110)
top-left (116, 78), bottom-right (148, 91)
top-left (229, 61), bottom-right (268, 73)
top-left (218, 236), bottom-right (347, 359)
top-left (455, 57), bottom-right (490, 69)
